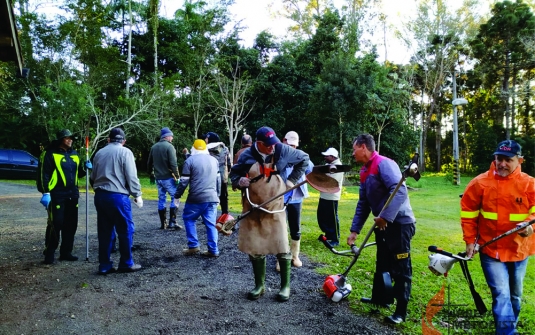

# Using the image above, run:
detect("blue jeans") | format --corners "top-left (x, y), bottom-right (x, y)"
top-left (480, 253), bottom-right (528, 335)
top-left (182, 202), bottom-right (219, 255)
top-left (94, 190), bottom-right (136, 272)
top-left (157, 178), bottom-right (177, 210)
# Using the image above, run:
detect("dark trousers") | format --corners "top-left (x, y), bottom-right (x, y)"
top-left (317, 198), bottom-right (339, 243)
top-left (374, 222), bottom-right (415, 317)
top-left (220, 182), bottom-right (229, 214)
top-left (44, 197), bottom-right (79, 257)
top-left (286, 202), bottom-right (302, 240)
top-left (94, 190), bottom-right (135, 272)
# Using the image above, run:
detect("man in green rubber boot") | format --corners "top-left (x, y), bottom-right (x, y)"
top-left (229, 126), bottom-right (310, 302)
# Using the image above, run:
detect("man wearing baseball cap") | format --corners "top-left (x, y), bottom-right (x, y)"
top-left (317, 147), bottom-right (344, 246)
top-left (229, 126), bottom-right (310, 302)
top-left (461, 139), bottom-right (535, 334)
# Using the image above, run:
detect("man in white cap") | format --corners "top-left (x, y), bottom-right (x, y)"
top-left (279, 131), bottom-right (314, 270)
top-left (317, 147), bottom-right (343, 246)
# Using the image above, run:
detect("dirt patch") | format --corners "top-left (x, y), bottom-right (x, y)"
top-left (0, 182), bottom-right (399, 335)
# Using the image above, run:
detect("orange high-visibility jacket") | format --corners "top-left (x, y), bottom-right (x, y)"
top-left (461, 162), bottom-right (535, 262)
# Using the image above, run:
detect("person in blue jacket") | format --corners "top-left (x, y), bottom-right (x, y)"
top-left (347, 133), bottom-right (416, 325)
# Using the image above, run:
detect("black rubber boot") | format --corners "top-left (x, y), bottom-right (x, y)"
top-left (167, 207), bottom-right (183, 230)
top-left (158, 209), bottom-right (167, 229)
top-left (276, 253), bottom-right (292, 302)
top-left (247, 255), bottom-right (266, 300)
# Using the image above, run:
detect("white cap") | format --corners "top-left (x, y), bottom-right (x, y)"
top-left (321, 147), bottom-right (338, 158)
top-left (284, 131), bottom-right (299, 147)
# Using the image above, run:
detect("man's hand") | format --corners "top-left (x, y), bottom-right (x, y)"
top-left (285, 180), bottom-right (294, 190)
top-left (173, 198), bottom-right (180, 209)
top-left (134, 196), bottom-right (143, 208)
top-left (347, 232), bottom-right (358, 246)
top-left (518, 224), bottom-right (534, 238)
top-left (466, 243), bottom-right (477, 258)
top-left (374, 217), bottom-right (388, 231)
top-left (238, 177), bottom-right (250, 188)
top-left (85, 161), bottom-right (92, 169)
top-left (40, 193), bottom-right (51, 209)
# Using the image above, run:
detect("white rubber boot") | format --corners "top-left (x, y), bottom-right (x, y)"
top-left (291, 240), bottom-right (302, 268)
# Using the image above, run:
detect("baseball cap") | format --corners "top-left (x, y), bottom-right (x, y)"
top-left (109, 128), bottom-right (126, 141)
top-left (321, 147), bottom-right (338, 158)
top-left (493, 140), bottom-right (522, 157)
top-left (284, 131), bottom-right (299, 147)
top-left (205, 132), bottom-right (221, 143)
top-left (256, 126), bottom-right (280, 146)
top-left (193, 139), bottom-right (207, 150)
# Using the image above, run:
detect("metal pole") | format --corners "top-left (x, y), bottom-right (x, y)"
top-left (452, 71), bottom-right (460, 186)
top-left (85, 136), bottom-right (89, 261)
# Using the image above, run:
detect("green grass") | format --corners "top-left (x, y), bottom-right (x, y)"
top-left (6, 173), bottom-right (534, 334)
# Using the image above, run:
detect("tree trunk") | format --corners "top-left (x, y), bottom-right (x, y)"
top-left (125, 0), bottom-right (133, 98)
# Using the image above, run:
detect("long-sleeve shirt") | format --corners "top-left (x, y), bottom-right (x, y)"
top-left (174, 152), bottom-right (219, 204)
top-left (350, 151), bottom-right (415, 234)
top-left (147, 139), bottom-right (179, 180)
top-left (90, 142), bottom-right (142, 197)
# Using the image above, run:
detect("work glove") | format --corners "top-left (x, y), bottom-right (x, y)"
top-left (149, 173), bottom-right (155, 185)
top-left (285, 180), bottom-right (294, 190)
top-left (40, 193), bottom-right (51, 209)
top-left (134, 196), bottom-right (143, 208)
top-left (85, 160), bottom-right (92, 169)
top-left (173, 198), bottom-right (181, 209)
top-left (238, 177), bottom-right (250, 188)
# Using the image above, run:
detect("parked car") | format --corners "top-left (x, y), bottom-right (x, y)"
top-left (0, 149), bottom-right (39, 180)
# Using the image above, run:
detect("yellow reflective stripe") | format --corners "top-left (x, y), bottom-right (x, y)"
top-left (510, 214), bottom-right (529, 222)
top-left (460, 210), bottom-right (479, 219)
top-left (71, 155), bottom-right (80, 186)
top-left (53, 153), bottom-right (67, 188)
top-left (48, 170), bottom-right (58, 190)
top-left (530, 206), bottom-right (535, 214)
top-left (480, 209), bottom-right (497, 220)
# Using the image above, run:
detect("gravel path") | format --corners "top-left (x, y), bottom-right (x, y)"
top-left (0, 182), bottom-right (400, 335)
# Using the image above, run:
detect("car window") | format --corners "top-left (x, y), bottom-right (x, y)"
top-left (0, 150), bottom-right (8, 161)
top-left (12, 151), bottom-right (36, 164)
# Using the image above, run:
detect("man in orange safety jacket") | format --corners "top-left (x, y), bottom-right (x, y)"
top-left (461, 139), bottom-right (535, 335)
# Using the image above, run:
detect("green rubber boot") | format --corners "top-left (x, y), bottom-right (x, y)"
top-left (247, 255), bottom-right (266, 300)
top-left (276, 253), bottom-right (292, 302)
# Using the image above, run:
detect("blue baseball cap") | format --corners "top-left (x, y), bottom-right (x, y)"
top-left (493, 140), bottom-right (521, 157)
top-left (256, 126), bottom-right (280, 146)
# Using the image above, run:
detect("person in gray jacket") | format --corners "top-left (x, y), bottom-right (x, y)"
top-left (205, 132), bottom-right (232, 215)
top-left (147, 127), bottom-right (182, 230)
top-left (90, 128), bottom-right (143, 274)
top-left (174, 139), bottom-right (220, 257)
top-left (347, 133), bottom-right (416, 325)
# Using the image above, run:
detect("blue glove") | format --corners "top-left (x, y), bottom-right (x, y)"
top-left (40, 193), bottom-right (51, 209)
top-left (85, 161), bottom-right (93, 169)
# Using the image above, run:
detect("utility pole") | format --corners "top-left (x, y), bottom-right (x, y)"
top-left (452, 71), bottom-right (468, 186)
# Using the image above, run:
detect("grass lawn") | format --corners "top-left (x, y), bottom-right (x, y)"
top-left (8, 173), bottom-right (535, 334)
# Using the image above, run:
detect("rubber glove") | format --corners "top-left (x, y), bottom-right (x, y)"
top-left (238, 177), bottom-right (250, 188)
top-left (173, 198), bottom-right (181, 209)
top-left (40, 193), bottom-right (51, 209)
top-left (134, 196), bottom-right (143, 208)
top-left (85, 161), bottom-right (93, 169)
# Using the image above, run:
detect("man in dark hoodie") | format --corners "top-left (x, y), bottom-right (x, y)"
top-left (204, 132), bottom-right (232, 215)
top-left (147, 127), bottom-right (182, 230)
top-left (37, 129), bottom-right (91, 264)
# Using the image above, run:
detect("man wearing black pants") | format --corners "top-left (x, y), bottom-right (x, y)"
top-left (347, 134), bottom-right (416, 325)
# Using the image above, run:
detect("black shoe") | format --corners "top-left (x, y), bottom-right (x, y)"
top-left (97, 268), bottom-right (117, 276)
top-left (59, 254), bottom-right (79, 261)
top-left (43, 258), bottom-right (54, 265)
top-left (201, 251), bottom-right (220, 258)
top-left (361, 297), bottom-right (391, 308)
top-left (117, 264), bottom-right (142, 273)
top-left (384, 314), bottom-right (405, 324)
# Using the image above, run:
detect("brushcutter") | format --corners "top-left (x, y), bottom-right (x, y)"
top-left (217, 165), bottom-right (351, 235)
top-left (320, 153), bottom-right (421, 302)
top-left (428, 218), bottom-right (535, 315)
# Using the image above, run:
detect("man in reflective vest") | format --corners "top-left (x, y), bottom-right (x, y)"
top-left (37, 129), bottom-right (90, 264)
top-left (461, 140), bottom-right (535, 335)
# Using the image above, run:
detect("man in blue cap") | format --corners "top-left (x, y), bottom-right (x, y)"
top-left (229, 126), bottom-right (310, 302)
top-left (147, 127), bottom-right (182, 230)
